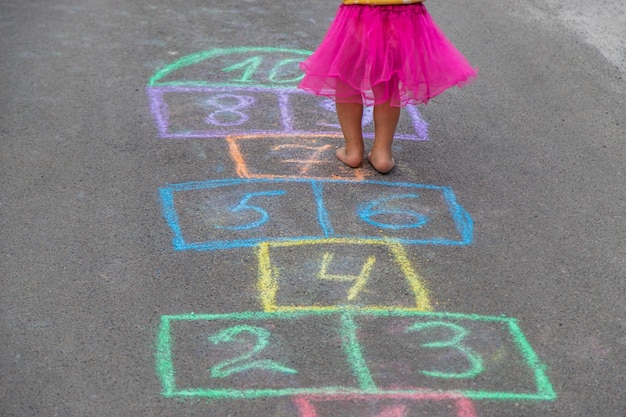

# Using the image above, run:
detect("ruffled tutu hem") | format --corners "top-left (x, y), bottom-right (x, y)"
top-left (298, 4), bottom-right (478, 107)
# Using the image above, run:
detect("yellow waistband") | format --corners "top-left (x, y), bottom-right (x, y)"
top-left (343, 0), bottom-right (424, 4)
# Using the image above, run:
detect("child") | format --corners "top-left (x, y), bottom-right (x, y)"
top-left (298, 0), bottom-right (477, 173)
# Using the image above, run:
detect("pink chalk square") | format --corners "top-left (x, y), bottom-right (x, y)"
top-left (293, 394), bottom-right (477, 417)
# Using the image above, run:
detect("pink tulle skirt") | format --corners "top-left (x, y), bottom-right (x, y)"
top-left (298, 4), bottom-right (478, 107)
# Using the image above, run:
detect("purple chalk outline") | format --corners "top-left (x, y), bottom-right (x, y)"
top-left (147, 85), bottom-right (429, 140)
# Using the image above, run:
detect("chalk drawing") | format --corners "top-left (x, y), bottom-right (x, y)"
top-left (257, 239), bottom-right (432, 312)
top-left (405, 321), bottom-right (483, 379)
top-left (147, 47), bottom-right (429, 140)
top-left (207, 325), bottom-right (298, 378)
top-left (159, 178), bottom-right (473, 251)
top-left (318, 252), bottom-right (376, 302)
top-left (214, 190), bottom-right (287, 231)
top-left (358, 194), bottom-right (430, 230)
top-left (149, 45), bottom-right (556, 414)
top-left (293, 393), bottom-right (478, 417)
top-left (226, 133), bottom-right (371, 180)
top-left (155, 309), bottom-right (556, 401)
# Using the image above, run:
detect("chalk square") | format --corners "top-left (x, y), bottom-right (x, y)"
top-left (321, 181), bottom-right (473, 246)
top-left (160, 178), bottom-right (324, 251)
top-left (257, 239), bottom-right (432, 312)
top-left (226, 134), bottom-right (372, 180)
top-left (293, 394), bottom-right (477, 417)
top-left (350, 312), bottom-right (552, 397)
top-left (148, 86), bottom-right (291, 138)
top-left (156, 312), bottom-right (362, 398)
top-left (286, 93), bottom-right (429, 141)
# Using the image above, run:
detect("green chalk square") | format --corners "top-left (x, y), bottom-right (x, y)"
top-left (155, 309), bottom-right (556, 401)
top-left (350, 310), bottom-right (556, 400)
top-left (155, 311), bottom-right (359, 399)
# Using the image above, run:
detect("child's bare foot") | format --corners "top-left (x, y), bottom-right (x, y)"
top-left (367, 151), bottom-right (395, 174)
top-left (336, 146), bottom-right (363, 168)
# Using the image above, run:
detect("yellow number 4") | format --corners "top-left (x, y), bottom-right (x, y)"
top-left (318, 253), bottom-right (377, 302)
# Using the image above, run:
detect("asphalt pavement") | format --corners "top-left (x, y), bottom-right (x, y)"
top-left (1, 1), bottom-right (625, 416)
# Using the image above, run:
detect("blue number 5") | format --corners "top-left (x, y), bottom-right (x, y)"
top-left (217, 190), bottom-right (286, 231)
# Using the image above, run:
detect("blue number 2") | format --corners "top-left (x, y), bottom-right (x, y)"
top-left (216, 190), bottom-right (286, 231)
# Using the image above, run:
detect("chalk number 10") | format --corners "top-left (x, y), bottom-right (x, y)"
top-left (222, 57), bottom-right (304, 84)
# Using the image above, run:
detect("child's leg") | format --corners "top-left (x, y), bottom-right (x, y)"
top-left (335, 101), bottom-right (365, 168)
top-left (369, 101), bottom-right (400, 173)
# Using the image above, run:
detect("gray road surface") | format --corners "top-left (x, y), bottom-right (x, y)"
top-left (1, 1), bottom-right (625, 416)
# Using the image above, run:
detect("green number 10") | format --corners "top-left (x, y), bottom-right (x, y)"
top-left (221, 57), bottom-right (304, 84)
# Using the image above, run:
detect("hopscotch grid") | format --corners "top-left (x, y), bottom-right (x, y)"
top-left (150, 46), bottom-right (555, 407)
top-left (156, 310), bottom-right (556, 400)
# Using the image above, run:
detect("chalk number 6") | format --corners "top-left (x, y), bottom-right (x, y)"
top-left (358, 194), bottom-right (429, 230)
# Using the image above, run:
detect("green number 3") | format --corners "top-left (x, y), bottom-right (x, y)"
top-left (208, 325), bottom-right (298, 378)
top-left (406, 321), bottom-right (484, 379)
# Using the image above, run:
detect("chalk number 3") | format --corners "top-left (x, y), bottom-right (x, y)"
top-left (208, 325), bottom-right (298, 378)
top-left (406, 321), bottom-right (484, 379)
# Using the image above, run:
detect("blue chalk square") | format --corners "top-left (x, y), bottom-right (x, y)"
top-left (160, 179), bottom-right (324, 251)
top-left (322, 181), bottom-right (473, 246)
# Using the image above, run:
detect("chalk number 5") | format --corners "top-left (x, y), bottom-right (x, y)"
top-left (216, 190), bottom-right (286, 231)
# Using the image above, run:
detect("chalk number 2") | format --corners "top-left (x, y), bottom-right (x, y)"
top-left (208, 325), bottom-right (298, 378)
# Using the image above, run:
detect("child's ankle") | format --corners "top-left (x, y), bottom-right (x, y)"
top-left (336, 146), bottom-right (363, 168)
top-left (368, 151), bottom-right (395, 173)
